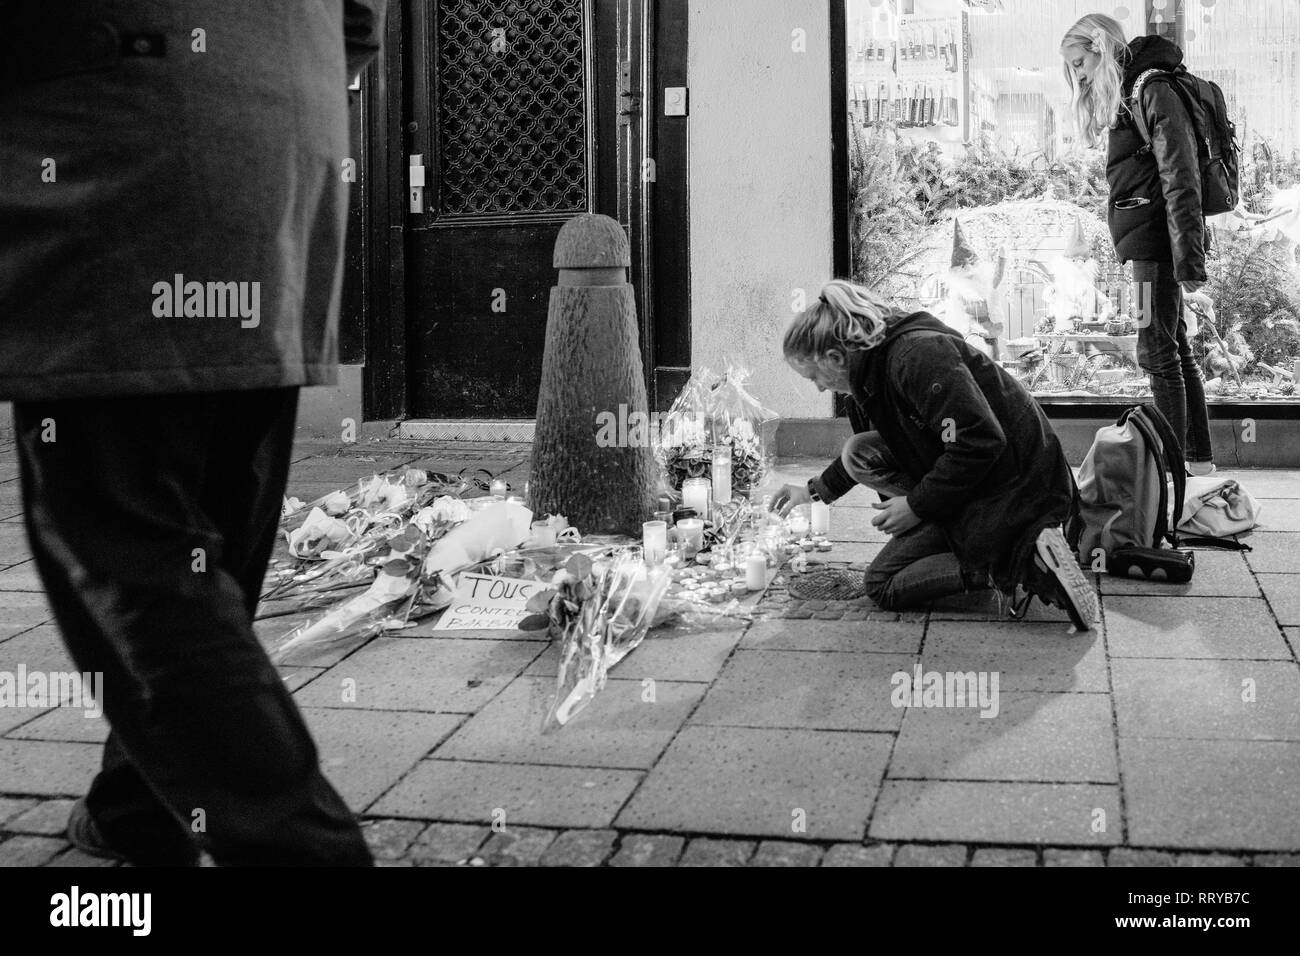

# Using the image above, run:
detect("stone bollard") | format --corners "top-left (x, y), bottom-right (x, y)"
top-left (528, 214), bottom-right (658, 536)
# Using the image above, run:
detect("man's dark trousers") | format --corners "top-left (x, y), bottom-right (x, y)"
top-left (13, 387), bottom-right (372, 866)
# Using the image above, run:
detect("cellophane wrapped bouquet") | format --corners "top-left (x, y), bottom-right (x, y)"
top-left (656, 361), bottom-right (780, 496)
top-left (523, 550), bottom-right (672, 731)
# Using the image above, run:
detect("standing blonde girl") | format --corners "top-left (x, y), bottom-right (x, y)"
top-left (1061, 13), bottom-right (1215, 475)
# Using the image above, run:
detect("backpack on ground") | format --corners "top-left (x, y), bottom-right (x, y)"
top-left (1129, 67), bottom-right (1241, 216)
top-left (1071, 404), bottom-right (1193, 580)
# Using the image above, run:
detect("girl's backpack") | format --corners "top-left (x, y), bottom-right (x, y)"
top-left (1070, 405), bottom-right (1190, 577)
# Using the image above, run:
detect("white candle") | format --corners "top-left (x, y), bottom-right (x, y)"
top-left (643, 520), bottom-right (667, 565)
top-left (490, 478), bottom-right (509, 498)
top-left (787, 510), bottom-right (810, 538)
top-left (530, 521), bottom-right (556, 547)
top-left (677, 518), bottom-right (705, 558)
top-left (681, 478), bottom-right (711, 520)
top-left (746, 552), bottom-right (767, 591)
top-left (711, 445), bottom-right (732, 505)
top-left (811, 501), bottom-right (831, 535)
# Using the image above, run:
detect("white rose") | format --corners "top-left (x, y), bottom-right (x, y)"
top-left (322, 491), bottom-right (352, 516)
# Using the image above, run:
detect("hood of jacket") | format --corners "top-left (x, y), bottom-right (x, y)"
top-left (1122, 34), bottom-right (1184, 93)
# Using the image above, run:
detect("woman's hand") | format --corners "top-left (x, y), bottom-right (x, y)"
top-left (771, 482), bottom-right (812, 518)
top-left (871, 497), bottom-right (922, 536)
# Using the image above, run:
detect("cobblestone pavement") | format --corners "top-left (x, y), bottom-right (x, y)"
top-left (2, 438), bottom-right (1299, 866)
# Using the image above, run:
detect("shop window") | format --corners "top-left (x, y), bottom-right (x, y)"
top-left (841, 0), bottom-right (1300, 404)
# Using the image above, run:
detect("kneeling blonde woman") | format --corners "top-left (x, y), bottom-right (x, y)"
top-left (771, 281), bottom-right (1099, 630)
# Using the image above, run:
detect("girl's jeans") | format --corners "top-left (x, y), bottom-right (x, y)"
top-left (1132, 259), bottom-right (1214, 464)
top-left (842, 431), bottom-right (987, 611)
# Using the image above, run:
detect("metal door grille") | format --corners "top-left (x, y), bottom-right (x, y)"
top-left (435, 0), bottom-right (589, 219)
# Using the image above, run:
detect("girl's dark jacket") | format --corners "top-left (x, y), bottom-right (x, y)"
top-left (1105, 34), bottom-right (1206, 283)
top-left (809, 312), bottom-right (1077, 592)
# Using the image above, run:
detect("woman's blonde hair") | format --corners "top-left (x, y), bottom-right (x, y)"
top-left (1060, 13), bottom-right (1131, 148)
top-left (783, 280), bottom-right (896, 364)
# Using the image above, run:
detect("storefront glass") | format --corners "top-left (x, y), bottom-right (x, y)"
top-left (844, 0), bottom-right (1300, 403)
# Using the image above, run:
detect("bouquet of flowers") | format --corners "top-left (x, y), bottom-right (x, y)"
top-left (522, 550), bottom-right (672, 730)
top-left (656, 361), bottom-right (779, 496)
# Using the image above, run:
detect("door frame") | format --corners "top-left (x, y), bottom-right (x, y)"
top-left (360, 0), bottom-right (689, 420)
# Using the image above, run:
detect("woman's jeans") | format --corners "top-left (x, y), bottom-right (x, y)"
top-left (842, 432), bottom-right (987, 611)
top-left (1132, 259), bottom-right (1214, 463)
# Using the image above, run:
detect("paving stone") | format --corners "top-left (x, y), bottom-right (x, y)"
top-left (922, 621), bottom-right (1107, 692)
top-left (539, 829), bottom-right (618, 867)
top-left (277, 666), bottom-right (325, 693)
top-left (1111, 659), bottom-right (1300, 740)
top-left (0, 740), bottom-right (100, 796)
top-left (480, 826), bottom-right (558, 867)
top-left (822, 843), bottom-right (893, 867)
top-left (303, 708), bottom-right (462, 811)
top-left (890, 692), bottom-right (1116, 783)
top-left (0, 835), bottom-right (66, 866)
top-left (524, 629), bottom-right (741, 684)
top-left (690, 650), bottom-right (914, 731)
top-left (1099, 550), bottom-right (1260, 598)
top-left (1255, 501), bottom-right (1300, 532)
top-left (407, 823), bottom-right (491, 866)
top-left (7, 706), bottom-right (109, 743)
top-left (893, 843), bottom-right (968, 866)
top-left (293, 636), bottom-right (539, 713)
top-left (5, 798), bottom-right (74, 836)
top-left (749, 840), bottom-right (824, 867)
top-left (679, 838), bottom-right (754, 866)
top-left (0, 561), bottom-right (44, 591)
top-left (870, 780), bottom-right (1121, 846)
top-left (402, 623), bottom-right (548, 643)
top-left (1104, 597), bottom-right (1287, 659)
top-left (1258, 574), bottom-right (1300, 627)
top-left (370, 760), bottom-right (642, 829)
top-left (266, 626), bottom-right (372, 668)
top-left (0, 797), bottom-right (38, 827)
top-left (1245, 532), bottom-right (1300, 574)
top-left (970, 847), bottom-right (1038, 866)
top-left (1107, 848), bottom-right (1176, 866)
top-left (741, 619), bottom-right (923, 654)
top-left (1043, 848), bottom-right (1104, 867)
top-left (609, 833), bottom-right (685, 867)
top-left (782, 608), bottom-right (815, 620)
top-left (926, 591), bottom-right (1073, 624)
top-left (435, 676), bottom-right (700, 770)
top-left (44, 848), bottom-right (118, 867)
top-left (825, 508), bottom-right (893, 543)
top-left (1251, 853), bottom-right (1300, 866)
top-left (360, 819), bottom-right (426, 860)
top-left (1119, 738), bottom-right (1300, 851)
top-left (617, 726), bottom-right (890, 842)
top-left (1173, 853), bottom-right (1247, 866)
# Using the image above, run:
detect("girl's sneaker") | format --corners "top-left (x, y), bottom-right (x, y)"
top-left (1187, 461), bottom-right (1217, 477)
top-left (1021, 526), bottom-right (1099, 631)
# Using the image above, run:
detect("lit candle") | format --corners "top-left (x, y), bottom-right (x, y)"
top-left (677, 518), bottom-right (705, 559)
top-left (787, 509), bottom-right (810, 538)
top-left (490, 478), bottom-right (509, 498)
top-left (711, 445), bottom-right (732, 505)
top-left (530, 520), bottom-right (557, 547)
top-left (643, 520), bottom-right (667, 565)
top-left (811, 501), bottom-right (831, 535)
top-left (681, 478), bottom-right (711, 520)
top-left (746, 551), bottom-right (767, 591)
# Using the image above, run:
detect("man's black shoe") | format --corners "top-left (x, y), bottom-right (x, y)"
top-left (1022, 526), bottom-right (1099, 631)
top-left (66, 798), bottom-right (128, 862)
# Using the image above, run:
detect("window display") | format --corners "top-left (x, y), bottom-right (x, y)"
top-left (844, 0), bottom-right (1300, 403)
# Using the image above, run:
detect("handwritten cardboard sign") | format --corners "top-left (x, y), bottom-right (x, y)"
top-left (432, 573), bottom-right (542, 631)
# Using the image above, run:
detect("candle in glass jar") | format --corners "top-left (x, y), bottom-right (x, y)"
top-left (530, 520), bottom-right (556, 547)
top-left (711, 444), bottom-right (732, 505)
top-left (677, 518), bottom-right (705, 558)
top-left (746, 551), bottom-right (767, 590)
top-left (490, 478), bottom-right (509, 498)
top-left (643, 520), bottom-right (667, 565)
top-left (681, 478), bottom-right (711, 520)
top-left (787, 509), bottom-right (810, 538)
top-left (811, 501), bottom-right (830, 535)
